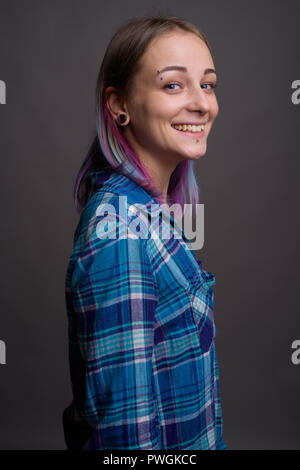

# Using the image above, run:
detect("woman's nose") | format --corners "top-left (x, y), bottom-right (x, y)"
top-left (187, 86), bottom-right (210, 113)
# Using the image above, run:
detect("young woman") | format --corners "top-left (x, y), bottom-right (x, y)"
top-left (63, 15), bottom-right (226, 450)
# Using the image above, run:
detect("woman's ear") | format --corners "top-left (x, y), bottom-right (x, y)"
top-left (104, 86), bottom-right (129, 124)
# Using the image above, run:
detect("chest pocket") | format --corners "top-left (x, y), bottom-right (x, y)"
top-left (187, 260), bottom-right (217, 354)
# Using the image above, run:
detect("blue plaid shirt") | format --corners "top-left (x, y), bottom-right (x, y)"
top-left (65, 171), bottom-right (226, 450)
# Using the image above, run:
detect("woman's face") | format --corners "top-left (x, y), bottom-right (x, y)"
top-left (123, 30), bottom-right (219, 166)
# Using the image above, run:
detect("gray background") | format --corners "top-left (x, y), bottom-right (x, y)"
top-left (0, 0), bottom-right (299, 450)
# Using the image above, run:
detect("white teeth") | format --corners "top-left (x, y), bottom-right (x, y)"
top-left (172, 124), bottom-right (204, 132)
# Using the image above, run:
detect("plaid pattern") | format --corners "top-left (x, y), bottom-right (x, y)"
top-left (65, 171), bottom-right (226, 450)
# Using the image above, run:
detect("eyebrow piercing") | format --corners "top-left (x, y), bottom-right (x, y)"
top-left (157, 70), bottom-right (164, 80)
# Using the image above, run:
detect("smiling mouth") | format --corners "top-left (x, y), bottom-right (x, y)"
top-left (171, 124), bottom-right (205, 138)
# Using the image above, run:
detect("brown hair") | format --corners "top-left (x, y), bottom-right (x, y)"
top-left (75, 15), bottom-right (212, 212)
top-left (98, 15), bottom-right (212, 100)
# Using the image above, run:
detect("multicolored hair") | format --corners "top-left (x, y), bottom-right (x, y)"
top-left (74, 15), bottom-right (213, 213)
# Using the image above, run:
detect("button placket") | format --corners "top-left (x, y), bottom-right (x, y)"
top-left (187, 260), bottom-right (216, 354)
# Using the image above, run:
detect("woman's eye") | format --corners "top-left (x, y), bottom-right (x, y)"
top-left (164, 83), bottom-right (180, 91)
top-left (163, 82), bottom-right (217, 92)
top-left (201, 83), bottom-right (217, 90)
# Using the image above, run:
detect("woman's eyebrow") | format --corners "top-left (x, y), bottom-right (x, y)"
top-left (156, 65), bottom-right (216, 75)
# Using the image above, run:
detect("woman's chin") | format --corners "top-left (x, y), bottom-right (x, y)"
top-left (183, 149), bottom-right (207, 161)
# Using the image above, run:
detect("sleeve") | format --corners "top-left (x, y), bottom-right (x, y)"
top-left (70, 215), bottom-right (160, 450)
top-left (212, 344), bottom-right (227, 450)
